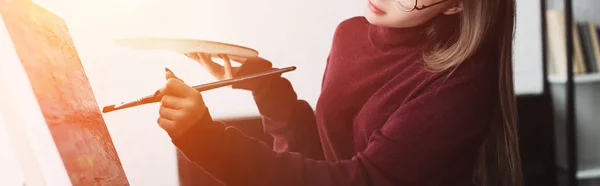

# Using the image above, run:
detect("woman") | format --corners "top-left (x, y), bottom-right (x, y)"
top-left (156, 0), bottom-right (523, 185)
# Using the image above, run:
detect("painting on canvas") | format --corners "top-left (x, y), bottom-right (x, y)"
top-left (0, 0), bottom-right (129, 185)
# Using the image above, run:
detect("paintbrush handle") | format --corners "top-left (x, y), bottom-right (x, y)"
top-left (101, 95), bottom-right (160, 113)
top-left (102, 66), bottom-right (296, 113)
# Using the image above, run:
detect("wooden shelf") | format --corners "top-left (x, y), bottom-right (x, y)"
top-left (548, 73), bottom-right (600, 84)
top-left (578, 167), bottom-right (600, 180)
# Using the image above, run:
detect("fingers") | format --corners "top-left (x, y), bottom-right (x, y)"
top-left (160, 95), bottom-right (185, 110)
top-left (157, 117), bottom-right (175, 130)
top-left (183, 52), bottom-right (242, 80)
top-left (198, 53), bottom-right (212, 63)
top-left (219, 54), bottom-right (233, 79)
top-left (165, 68), bottom-right (182, 81)
top-left (198, 53), bottom-right (224, 70)
top-left (184, 52), bottom-right (219, 68)
top-left (184, 52), bottom-right (200, 61)
top-left (159, 105), bottom-right (180, 120)
top-left (163, 70), bottom-right (193, 98)
top-left (164, 78), bottom-right (191, 98)
top-left (193, 53), bottom-right (227, 79)
top-left (156, 67), bottom-right (210, 138)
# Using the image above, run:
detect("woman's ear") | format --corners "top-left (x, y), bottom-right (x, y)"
top-left (442, 1), bottom-right (463, 15)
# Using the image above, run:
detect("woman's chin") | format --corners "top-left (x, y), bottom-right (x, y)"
top-left (364, 12), bottom-right (385, 25)
top-left (363, 13), bottom-right (421, 28)
top-left (364, 15), bottom-right (395, 27)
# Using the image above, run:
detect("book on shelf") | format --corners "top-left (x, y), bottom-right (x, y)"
top-left (577, 23), bottom-right (599, 73)
top-left (546, 9), bottom-right (600, 76)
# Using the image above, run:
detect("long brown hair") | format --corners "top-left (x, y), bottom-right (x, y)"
top-left (422, 0), bottom-right (523, 186)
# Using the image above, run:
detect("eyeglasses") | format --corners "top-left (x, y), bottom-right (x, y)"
top-left (395, 0), bottom-right (450, 12)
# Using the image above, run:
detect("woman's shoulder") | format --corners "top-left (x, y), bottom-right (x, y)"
top-left (422, 50), bottom-right (499, 95)
top-left (330, 16), bottom-right (369, 47)
top-left (337, 16), bottom-right (367, 29)
top-left (383, 51), bottom-right (497, 102)
top-left (333, 16), bottom-right (368, 36)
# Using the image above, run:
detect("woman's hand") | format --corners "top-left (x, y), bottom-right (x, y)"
top-left (157, 68), bottom-right (208, 139)
top-left (185, 53), bottom-right (275, 91)
top-left (185, 53), bottom-right (238, 80)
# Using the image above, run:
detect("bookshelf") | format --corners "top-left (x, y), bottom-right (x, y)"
top-left (543, 0), bottom-right (600, 185)
top-left (548, 73), bottom-right (600, 83)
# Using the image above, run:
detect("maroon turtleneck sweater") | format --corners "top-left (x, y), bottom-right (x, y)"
top-left (171, 16), bottom-right (499, 186)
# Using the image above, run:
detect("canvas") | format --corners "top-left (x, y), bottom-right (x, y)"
top-left (0, 0), bottom-right (129, 185)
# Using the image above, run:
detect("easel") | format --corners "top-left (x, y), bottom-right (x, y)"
top-left (0, 1), bottom-right (129, 185)
top-left (0, 13), bottom-right (68, 186)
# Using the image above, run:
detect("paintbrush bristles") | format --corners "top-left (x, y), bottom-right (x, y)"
top-left (102, 106), bottom-right (114, 113)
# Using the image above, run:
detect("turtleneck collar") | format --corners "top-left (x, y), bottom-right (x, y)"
top-left (367, 20), bottom-right (431, 51)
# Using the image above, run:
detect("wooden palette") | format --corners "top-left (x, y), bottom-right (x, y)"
top-left (114, 37), bottom-right (259, 62)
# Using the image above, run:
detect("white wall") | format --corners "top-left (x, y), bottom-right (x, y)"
top-left (0, 0), bottom-right (543, 185)
top-left (513, 0), bottom-right (544, 95)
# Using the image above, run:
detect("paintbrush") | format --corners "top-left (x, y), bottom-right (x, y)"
top-left (102, 66), bottom-right (296, 113)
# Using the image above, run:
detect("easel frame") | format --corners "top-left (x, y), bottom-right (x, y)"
top-left (0, 1), bottom-right (129, 185)
top-left (0, 13), bottom-right (71, 186)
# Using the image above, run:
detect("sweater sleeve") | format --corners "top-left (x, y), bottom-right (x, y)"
top-left (171, 75), bottom-right (495, 186)
top-left (230, 57), bottom-right (324, 159)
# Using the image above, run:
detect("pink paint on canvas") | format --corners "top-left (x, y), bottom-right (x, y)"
top-left (0, 0), bottom-right (129, 185)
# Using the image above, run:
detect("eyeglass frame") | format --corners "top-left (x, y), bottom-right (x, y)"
top-left (395, 0), bottom-right (451, 12)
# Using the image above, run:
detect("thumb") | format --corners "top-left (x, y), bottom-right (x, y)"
top-left (165, 68), bottom-right (184, 82)
top-left (165, 67), bottom-right (176, 79)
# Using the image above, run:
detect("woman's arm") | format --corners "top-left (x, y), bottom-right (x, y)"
top-left (171, 74), bottom-right (495, 186)
top-left (230, 58), bottom-right (324, 160)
